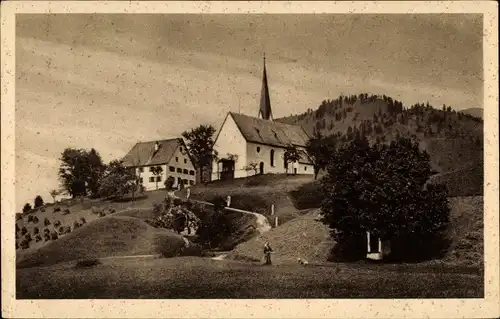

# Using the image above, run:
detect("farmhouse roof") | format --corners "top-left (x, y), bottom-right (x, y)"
top-left (229, 112), bottom-right (311, 148)
top-left (122, 138), bottom-right (183, 167)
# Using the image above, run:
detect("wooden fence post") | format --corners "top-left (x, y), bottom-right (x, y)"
top-left (271, 204), bottom-right (275, 216)
top-left (226, 195), bottom-right (231, 207)
top-left (366, 231), bottom-right (371, 253)
top-left (275, 216), bottom-right (279, 227)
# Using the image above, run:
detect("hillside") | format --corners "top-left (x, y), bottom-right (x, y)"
top-left (462, 107), bottom-right (483, 119)
top-left (278, 94), bottom-right (483, 175)
top-left (16, 215), bottom-right (198, 269)
top-left (228, 196), bottom-right (483, 268)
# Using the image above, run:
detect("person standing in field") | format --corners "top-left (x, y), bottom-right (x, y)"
top-left (263, 242), bottom-right (273, 265)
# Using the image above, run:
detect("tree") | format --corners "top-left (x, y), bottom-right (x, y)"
top-left (34, 195), bottom-right (44, 208)
top-left (196, 204), bottom-right (232, 248)
top-left (283, 145), bottom-right (301, 174)
top-left (98, 160), bottom-right (136, 200)
top-left (244, 162), bottom-right (260, 175)
top-left (150, 166), bottom-right (163, 190)
top-left (306, 131), bottom-right (336, 179)
top-left (22, 203), bottom-right (32, 213)
top-left (58, 148), bottom-right (105, 198)
top-left (164, 176), bottom-right (175, 190)
top-left (320, 136), bottom-right (450, 261)
top-left (49, 189), bottom-right (61, 203)
top-left (182, 125), bottom-right (218, 184)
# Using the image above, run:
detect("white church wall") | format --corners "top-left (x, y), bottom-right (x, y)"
top-left (246, 142), bottom-right (288, 175)
top-left (211, 114), bottom-right (248, 180)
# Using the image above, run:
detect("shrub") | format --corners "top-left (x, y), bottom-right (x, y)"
top-left (21, 226), bottom-right (28, 235)
top-left (196, 206), bottom-right (232, 248)
top-left (58, 226), bottom-right (65, 234)
top-left (73, 221), bottom-right (81, 230)
top-left (35, 235), bottom-right (42, 242)
top-left (44, 228), bottom-right (50, 234)
top-left (20, 239), bottom-right (30, 249)
top-left (164, 176), bottom-right (175, 190)
top-left (23, 203), bottom-right (32, 213)
top-left (53, 207), bottom-right (61, 213)
top-left (75, 259), bottom-right (101, 268)
top-left (44, 233), bottom-right (51, 241)
top-left (33, 227), bottom-right (39, 234)
top-left (54, 220), bottom-right (61, 227)
top-left (65, 226), bottom-right (72, 234)
top-left (44, 218), bottom-right (51, 226)
top-left (32, 216), bottom-right (39, 224)
top-left (80, 217), bottom-right (86, 225)
top-left (25, 233), bottom-right (32, 242)
top-left (27, 215), bottom-right (33, 222)
top-left (51, 231), bottom-right (59, 240)
top-left (34, 195), bottom-right (44, 208)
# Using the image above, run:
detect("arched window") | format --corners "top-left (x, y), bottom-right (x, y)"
top-left (257, 146), bottom-right (261, 153)
top-left (270, 149), bottom-right (275, 167)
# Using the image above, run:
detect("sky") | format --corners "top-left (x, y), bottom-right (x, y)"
top-left (15, 14), bottom-right (483, 211)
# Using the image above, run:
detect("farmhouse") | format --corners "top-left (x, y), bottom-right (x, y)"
top-left (122, 138), bottom-right (196, 191)
top-left (212, 57), bottom-right (314, 181)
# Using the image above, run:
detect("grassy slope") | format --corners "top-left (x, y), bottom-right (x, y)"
top-left (16, 215), bottom-right (196, 269)
top-left (177, 174), bottom-right (315, 225)
top-left (228, 196), bottom-right (483, 268)
top-left (16, 256), bottom-right (482, 299)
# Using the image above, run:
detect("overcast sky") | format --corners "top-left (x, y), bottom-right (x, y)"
top-left (15, 14), bottom-right (483, 210)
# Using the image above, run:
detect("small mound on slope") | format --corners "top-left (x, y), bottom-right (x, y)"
top-left (17, 216), bottom-right (196, 269)
top-left (228, 209), bottom-right (333, 264)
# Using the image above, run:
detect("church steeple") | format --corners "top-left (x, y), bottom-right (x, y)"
top-left (258, 53), bottom-right (273, 121)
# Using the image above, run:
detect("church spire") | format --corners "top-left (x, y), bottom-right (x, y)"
top-left (258, 53), bottom-right (273, 121)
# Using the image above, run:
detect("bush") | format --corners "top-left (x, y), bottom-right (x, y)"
top-left (20, 239), bottom-right (30, 249)
top-left (53, 207), bottom-right (61, 213)
top-left (33, 227), bottom-right (39, 234)
top-left (54, 220), bottom-right (61, 228)
top-left (25, 233), bottom-right (32, 242)
top-left (21, 226), bottom-right (28, 235)
top-left (164, 176), bottom-right (175, 190)
top-left (44, 233), bottom-right (51, 241)
top-left (58, 226), bottom-right (65, 234)
top-left (80, 217), bottom-right (86, 225)
top-left (44, 218), bottom-right (51, 226)
top-left (27, 215), bottom-right (33, 222)
top-left (32, 216), bottom-right (39, 224)
top-left (196, 206), bottom-right (232, 248)
top-left (34, 195), bottom-right (44, 208)
top-left (289, 181), bottom-right (322, 210)
top-left (44, 228), bottom-right (50, 234)
top-left (35, 235), bottom-right (42, 242)
top-left (51, 231), bottom-right (59, 240)
top-left (73, 221), bottom-right (81, 230)
top-left (75, 259), bottom-right (101, 268)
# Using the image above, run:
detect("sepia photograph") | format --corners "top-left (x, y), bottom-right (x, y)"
top-left (1, 1), bottom-right (499, 318)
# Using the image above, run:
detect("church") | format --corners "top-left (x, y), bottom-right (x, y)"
top-left (211, 57), bottom-right (314, 181)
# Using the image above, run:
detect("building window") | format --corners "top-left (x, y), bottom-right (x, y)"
top-left (139, 167), bottom-right (144, 173)
top-left (149, 177), bottom-right (155, 183)
top-left (156, 176), bottom-right (162, 182)
top-left (176, 157), bottom-right (179, 162)
top-left (184, 158), bottom-right (187, 164)
top-left (189, 170), bottom-right (195, 176)
top-left (304, 166), bottom-right (307, 171)
top-left (257, 146), bottom-right (261, 153)
top-left (177, 168), bottom-right (182, 173)
top-left (183, 179), bottom-right (189, 185)
top-left (183, 169), bottom-right (188, 174)
top-left (270, 149), bottom-right (275, 167)
top-left (189, 180), bottom-right (194, 185)
top-left (169, 166), bottom-right (175, 172)
top-left (149, 167), bottom-right (154, 172)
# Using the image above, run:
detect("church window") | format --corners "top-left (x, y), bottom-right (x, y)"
top-left (304, 166), bottom-right (307, 171)
top-left (184, 158), bottom-right (187, 164)
top-left (149, 177), bottom-right (155, 183)
top-left (257, 146), bottom-right (261, 153)
top-left (270, 149), bottom-right (275, 167)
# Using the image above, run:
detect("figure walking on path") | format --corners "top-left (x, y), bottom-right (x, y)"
top-left (263, 242), bottom-right (273, 265)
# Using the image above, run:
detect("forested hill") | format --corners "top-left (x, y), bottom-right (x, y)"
top-left (277, 94), bottom-right (483, 178)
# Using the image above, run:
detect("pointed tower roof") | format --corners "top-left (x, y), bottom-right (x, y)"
top-left (258, 54), bottom-right (273, 121)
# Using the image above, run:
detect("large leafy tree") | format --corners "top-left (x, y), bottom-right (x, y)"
top-left (98, 160), bottom-right (136, 200)
top-left (58, 148), bottom-right (105, 197)
top-left (321, 136), bottom-right (450, 261)
top-left (182, 125), bottom-right (218, 183)
top-left (305, 130), bottom-right (336, 179)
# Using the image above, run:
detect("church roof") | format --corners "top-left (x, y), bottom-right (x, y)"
top-left (229, 112), bottom-right (311, 148)
top-left (122, 138), bottom-right (184, 167)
